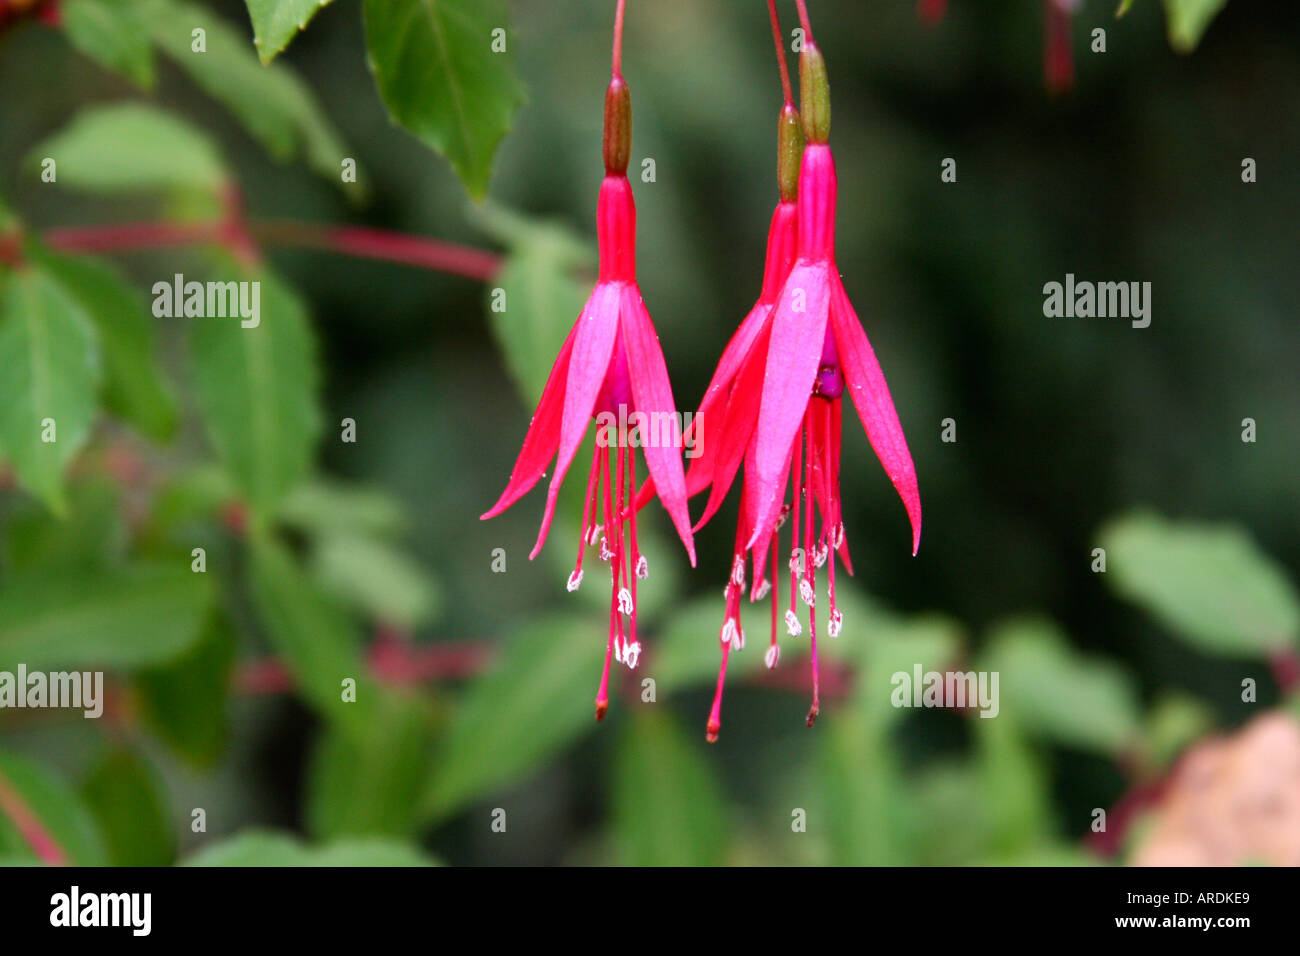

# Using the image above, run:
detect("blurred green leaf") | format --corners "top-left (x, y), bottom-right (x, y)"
top-left (61, 0), bottom-right (154, 88)
top-left (30, 103), bottom-right (226, 195)
top-left (35, 249), bottom-right (178, 442)
top-left (0, 560), bottom-right (213, 671)
top-left (364, 0), bottom-right (525, 200)
top-left (244, 0), bottom-right (335, 63)
top-left (183, 830), bottom-right (437, 866)
top-left (1143, 693), bottom-right (1214, 770)
top-left (276, 479), bottom-right (407, 539)
top-left (247, 528), bottom-right (377, 735)
top-left (191, 267), bottom-right (322, 512)
top-left (0, 267), bottom-right (100, 514)
top-left (80, 749), bottom-right (174, 866)
top-left (135, 612), bottom-right (236, 767)
top-left (1100, 512), bottom-right (1299, 656)
top-left (477, 206), bottom-right (591, 402)
top-left (309, 533), bottom-right (439, 628)
top-left (1162, 0), bottom-right (1229, 52)
top-left (0, 752), bottom-right (107, 866)
top-left (422, 612), bottom-right (604, 822)
top-left (306, 693), bottom-right (432, 839)
top-left (856, 613), bottom-right (964, 726)
top-left (974, 710), bottom-right (1053, 858)
top-left (147, 0), bottom-right (355, 188)
top-left (611, 709), bottom-right (727, 865)
top-left (4, 478), bottom-right (124, 574)
top-left (982, 616), bottom-right (1141, 755)
top-left (821, 700), bottom-right (906, 865)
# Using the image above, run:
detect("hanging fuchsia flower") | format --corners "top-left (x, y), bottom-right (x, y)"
top-left (696, 9), bottom-right (922, 742)
top-left (482, 2), bottom-right (695, 721)
top-left (1044, 0), bottom-right (1076, 94)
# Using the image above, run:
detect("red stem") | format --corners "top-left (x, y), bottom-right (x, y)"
top-left (767, 0), bottom-right (794, 107)
top-left (795, 0), bottom-right (814, 44)
top-left (612, 0), bottom-right (626, 78)
top-left (45, 219), bottom-right (502, 282)
top-left (233, 641), bottom-right (497, 697)
top-left (0, 766), bottom-right (69, 866)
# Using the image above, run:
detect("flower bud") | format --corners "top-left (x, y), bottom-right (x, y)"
top-left (799, 43), bottom-right (831, 143)
top-left (777, 104), bottom-right (805, 203)
top-left (603, 76), bottom-right (632, 176)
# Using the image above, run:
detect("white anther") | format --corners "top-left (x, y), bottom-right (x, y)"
top-left (764, 645), bottom-right (780, 669)
top-left (785, 609), bottom-right (802, 637)
top-left (814, 544), bottom-right (828, 568)
top-left (618, 588), bottom-right (634, 615)
top-left (799, 578), bottom-right (816, 607)
top-left (586, 523), bottom-right (603, 546)
top-left (731, 555), bottom-right (746, 588)
top-left (623, 641), bottom-right (641, 670)
top-left (753, 579), bottom-right (771, 601)
top-left (566, 569), bottom-right (583, 592)
top-left (599, 536), bottom-right (614, 562)
top-left (832, 523), bottom-right (845, 548)
top-left (635, 555), bottom-right (649, 579)
top-left (828, 608), bottom-right (843, 638)
top-left (721, 618), bottom-right (738, 649)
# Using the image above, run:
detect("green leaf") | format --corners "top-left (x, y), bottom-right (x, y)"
top-left (244, 0), bottom-right (335, 63)
top-left (0, 561), bottom-right (213, 672)
top-left (0, 752), bottom-right (107, 866)
top-left (0, 268), bottom-right (100, 514)
top-left (364, 0), bottom-right (525, 200)
top-left (135, 612), bottom-right (236, 767)
top-left (477, 206), bottom-right (592, 402)
top-left (308, 533), bottom-right (440, 628)
top-left (247, 528), bottom-right (377, 735)
top-left (4, 478), bottom-right (125, 574)
top-left (147, 0), bottom-right (355, 189)
top-left (191, 266), bottom-right (322, 512)
top-left (35, 250), bottom-right (178, 442)
top-left (80, 749), bottom-right (174, 866)
top-left (306, 694), bottom-right (432, 839)
top-left (821, 699), bottom-right (906, 865)
top-left (1116, 0), bottom-right (1137, 16)
top-left (1162, 0), bottom-right (1229, 52)
top-left (1100, 512), bottom-right (1299, 656)
top-left (183, 830), bottom-right (437, 866)
top-left (276, 479), bottom-right (408, 539)
top-left (981, 616), bottom-right (1142, 755)
top-left (61, 0), bottom-right (154, 88)
top-left (611, 709), bottom-right (728, 866)
top-left (422, 613), bottom-right (605, 821)
top-left (30, 103), bottom-right (226, 195)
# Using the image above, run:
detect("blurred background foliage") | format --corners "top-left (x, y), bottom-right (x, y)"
top-left (0, 0), bottom-right (1298, 866)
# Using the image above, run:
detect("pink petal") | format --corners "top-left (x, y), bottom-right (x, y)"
top-left (693, 315), bottom-right (773, 533)
top-left (619, 285), bottom-right (696, 565)
top-left (828, 276), bottom-right (921, 555)
top-left (528, 282), bottom-right (621, 559)
top-left (481, 323), bottom-right (578, 520)
top-left (745, 261), bottom-right (831, 551)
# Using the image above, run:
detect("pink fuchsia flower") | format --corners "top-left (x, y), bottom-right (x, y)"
top-left (481, 13), bottom-right (695, 721)
top-left (700, 25), bottom-right (922, 741)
